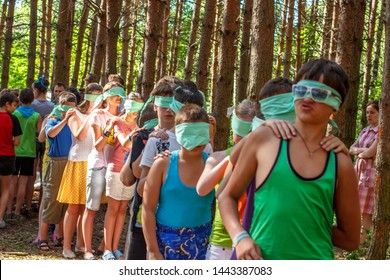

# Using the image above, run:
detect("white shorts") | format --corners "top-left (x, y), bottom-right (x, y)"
top-left (106, 171), bottom-right (135, 201)
top-left (206, 244), bottom-right (233, 260)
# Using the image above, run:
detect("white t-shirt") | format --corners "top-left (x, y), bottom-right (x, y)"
top-left (87, 110), bottom-right (116, 169)
top-left (68, 110), bottom-right (94, 162)
top-left (139, 130), bottom-right (213, 168)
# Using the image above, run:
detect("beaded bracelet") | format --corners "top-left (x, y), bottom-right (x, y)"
top-left (233, 230), bottom-right (250, 248)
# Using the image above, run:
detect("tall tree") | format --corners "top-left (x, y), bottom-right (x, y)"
top-left (27, 0), bottom-right (38, 87)
top-left (142, 0), bottom-right (166, 98)
top-left (283, 0), bottom-right (295, 79)
top-left (168, 0), bottom-right (184, 76)
top-left (360, 0), bottom-right (379, 130)
top-left (91, 0), bottom-right (107, 83)
top-left (44, 0), bottom-right (53, 77)
top-left (213, 0), bottom-right (240, 151)
top-left (196, 0), bottom-right (217, 97)
top-left (184, 0), bottom-right (202, 80)
top-left (329, 0), bottom-right (340, 61)
top-left (106, 0), bottom-right (123, 79)
top-left (39, 0), bottom-right (46, 76)
top-left (120, 0), bottom-right (132, 82)
top-left (157, 0), bottom-right (170, 80)
top-left (0, 0), bottom-right (7, 52)
top-left (246, 0), bottom-right (274, 101)
top-left (334, 0), bottom-right (366, 148)
top-left (71, 1), bottom-right (90, 87)
top-left (275, 0), bottom-right (288, 77)
top-left (295, 0), bottom-right (305, 75)
top-left (237, 0), bottom-right (253, 102)
top-left (367, 0), bottom-right (390, 259)
top-left (127, 0), bottom-right (140, 92)
top-left (1, 0), bottom-right (15, 88)
top-left (321, 0), bottom-right (334, 58)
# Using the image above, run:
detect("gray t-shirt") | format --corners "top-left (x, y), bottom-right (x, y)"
top-left (31, 99), bottom-right (54, 119)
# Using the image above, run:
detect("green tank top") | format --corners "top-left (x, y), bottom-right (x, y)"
top-left (13, 110), bottom-right (39, 157)
top-left (210, 148), bottom-right (233, 248)
top-left (250, 140), bottom-right (336, 260)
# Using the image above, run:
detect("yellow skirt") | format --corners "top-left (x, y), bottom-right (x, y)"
top-left (57, 161), bottom-right (88, 204)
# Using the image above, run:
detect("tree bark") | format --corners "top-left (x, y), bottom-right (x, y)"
top-left (120, 0), bottom-right (132, 82)
top-left (142, 0), bottom-right (166, 98)
top-left (127, 0), bottom-right (140, 93)
top-left (168, 0), bottom-right (184, 76)
top-left (105, 0), bottom-right (123, 79)
top-left (184, 0), bottom-right (202, 80)
top-left (27, 0), bottom-right (38, 88)
top-left (246, 0), bottom-right (274, 101)
top-left (334, 0), bottom-right (366, 148)
top-left (321, 0), bottom-right (334, 58)
top-left (236, 0), bottom-right (253, 103)
top-left (295, 0), bottom-right (305, 75)
top-left (157, 0), bottom-right (170, 80)
top-left (360, 0), bottom-right (379, 130)
top-left (329, 0), bottom-right (340, 61)
top-left (367, 0), bottom-right (390, 259)
top-left (275, 0), bottom-right (288, 77)
top-left (0, 0), bottom-right (7, 53)
top-left (71, 2), bottom-right (90, 88)
top-left (283, 0), bottom-right (295, 79)
top-left (91, 0), bottom-right (107, 83)
top-left (196, 0), bottom-right (217, 97)
top-left (213, 0), bottom-right (240, 151)
top-left (44, 0), bottom-right (53, 77)
top-left (1, 0), bottom-right (15, 89)
top-left (38, 0), bottom-right (46, 76)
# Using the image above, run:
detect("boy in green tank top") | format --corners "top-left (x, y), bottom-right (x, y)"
top-left (219, 59), bottom-right (360, 260)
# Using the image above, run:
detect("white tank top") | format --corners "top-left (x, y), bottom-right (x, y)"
top-left (68, 110), bottom-right (94, 162)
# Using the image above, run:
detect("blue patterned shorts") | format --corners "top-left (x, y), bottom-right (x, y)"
top-left (156, 222), bottom-right (211, 260)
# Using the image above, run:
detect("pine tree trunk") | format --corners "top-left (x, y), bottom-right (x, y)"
top-left (157, 0), bottom-right (170, 80)
top-left (360, 0), bottom-right (379, 130)
top-left (371, 0), bottom-right (386, 95)
top-left (1, 0), bottom-right (15, 89)
top-left (334, 0), bottom-right (366, 147)
top-left (246, 0), bottom-right (274, 101)
top-left (184, 0), bottom-right (202, 80)
top-left (127, 0), bottom-right (140, 93)
top-left (71, 2), bottom-right (90, 88)
top-left (210, 0), bottom-right (223, 111)
top-left (305, 0), bottom-right (319, 61)
top-left (367, 0), bottom-right (390, 258)
top-left (0, 0), bottom-right (7, 53)
top-left (196, 0), bottom-right (217, 97)
top-left (168, 0), bottom-right (184, 76)
top-left (38, 0), bottom-right (46, 76)
top-left (329, 0), bottom-right (340, 61)
top-left (283, 0), bottom-right (295, 79)
top-left (106, 0), bottom-right (123, 78)
top-left (237, 0), bottom-right (253, 103)
top-left (295, 0), bottom-right (305, 76)
top-left (275, 0), bottom-right (288, 77)
top-left (321, 0), bottom-right (334, 58)
top-left (44, 0), bottom-right (53, 77)
top-left (27, 0), bottom-right (38, 88)
top-left (120, 0), bottom-right (132, 82)
top-left (142, 0), bottom-right (166, 98)
top-left (91, 0), bottom-right (107, 83)
top-left (214, 0), bottom-right (240, 151)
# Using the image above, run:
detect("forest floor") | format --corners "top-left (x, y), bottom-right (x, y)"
top-left (0, 187), bottom-right (387, 261)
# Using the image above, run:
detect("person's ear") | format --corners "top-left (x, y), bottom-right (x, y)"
top-left (153, 104), bottom-right (157, 112)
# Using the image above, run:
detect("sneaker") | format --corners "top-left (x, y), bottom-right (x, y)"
top-left (0, 220), bottom-right (6, 229)
top-left (62, 250), bottom-right (76, 259)
top-left (84, 252), bottom-right (96, 260)
top-left (4, 213), bottom-right (15, 221)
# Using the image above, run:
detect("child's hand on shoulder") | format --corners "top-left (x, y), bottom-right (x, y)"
top-left (149, 128), bottom-right (169, 140)
top-left (154, 150), bottom-right (171, 160)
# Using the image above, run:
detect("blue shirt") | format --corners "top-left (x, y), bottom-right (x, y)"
top-left (156, 150), bottom-right (214, 228)
top-left (45, 118), bottom-right (72, 157)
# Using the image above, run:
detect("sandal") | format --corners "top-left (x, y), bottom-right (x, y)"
top-left (113, 249), bottom-right (124, 260)
top-left (102, 251), bottom-right (116, 260)
top-left (32, 236), bottom-right (40, 245)
top-left (53, 236), bottom-right (63, 247)
top-left (39, 240), bottom-right (50, 251)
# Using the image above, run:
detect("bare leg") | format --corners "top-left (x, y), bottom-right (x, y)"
top-left (112, 200), bottom-right (129, 259)
top-left (15, 175), bottom-right (28, 215)
top-left (0, 175), bottom-right (12, 222)
top-left (104, 197), bottom-right (120, 252)
top-left (82, 208), bottom-right (97, 254)
top-left (6, 176), bottom-right (18, 215)
top-left (76, 207), bottom-right (85, 250)
top-left (63, 204), bottom-right (82, 255)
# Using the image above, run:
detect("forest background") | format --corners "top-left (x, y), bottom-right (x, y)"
top-left (0, 0), bottom-right (389, 259)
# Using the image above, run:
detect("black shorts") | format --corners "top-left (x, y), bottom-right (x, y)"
top-left (13, 157), bottom-right (35, 176)
top-left (36, 140), bottom-right (46, 158)
top-left (0, 156), bottom-right (15, 176)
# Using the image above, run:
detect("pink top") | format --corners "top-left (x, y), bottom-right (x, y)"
top-left (355, 125), bottom-right (378, 188)
top-left (107, 120), bottom-right (136, 173)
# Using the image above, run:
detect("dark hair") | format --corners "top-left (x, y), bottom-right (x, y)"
top-left (366, 100), bottom-right (379, 111)
top-left (0, 90), bottom-right (18, 107)
top-left (182, 80), bottom-right (198, 91)
top-left (58, 92), bottom-right (77, 105)
top-left (108, 74), bottom-right (125, 87)
top-left (77, 83), bottom-right (103, 114)
top-left (174, 86), bottom-right (203, 107)
top-left (32, 76), bottom-right (49, 94)
top-left (259, 77), bottom-right (293, 100)
top-left (175, 104), bottom-right (209, 125)
top-left (65, 87), bottom-right (81, 104)
top-left (294, 58), bottom-right (350, 104)
top-left (84, 73), bottom-right (98, 84)
top-left (151, 76), bottom-right (184, 97)
top-left (103, 81), bottom-right (124, 92)
top-left (236, 100), bottom-right (258, 119)
top-left (137, 103), bottom-right (157, 127)
top-left (54, 82), bottom-right (66, 89)
top-left (19, 88), bottom-right (35, 104)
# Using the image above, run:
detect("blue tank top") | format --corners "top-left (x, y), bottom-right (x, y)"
top-left (156, 150), bottom-right (214, 228)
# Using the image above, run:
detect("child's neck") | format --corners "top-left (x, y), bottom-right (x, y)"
top-left (106, 105), bottom-right (119, 115)
top-left (158, 120), bottom-right (174, 130)
top-left (179, 148), bottom-right (202, 161)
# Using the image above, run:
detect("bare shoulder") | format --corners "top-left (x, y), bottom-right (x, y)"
top-left (151, 156), bottom-right (170, 170)
top-left (246, 126), bottom-right (276, 145)
top-left (208, 150), bottom-right (227, 163)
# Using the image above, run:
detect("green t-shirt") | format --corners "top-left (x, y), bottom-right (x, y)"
top-left (13, 110), bottom-right (39, 157)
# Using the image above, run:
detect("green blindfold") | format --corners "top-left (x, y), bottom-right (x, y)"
top-left (84, 94), bottom-right (100, 102)
top-left (176, 122), bottom-right (210, 151)
top-left (260, 92), bottom-right (296, 123)
top-left (124, 100), bottom-right (144, 113)
top-left (95, 87), bottom-right (126, 105)
top-left (142, 118), bottom-right (158, 130)
top-left (251, 116), bottom-right (265, 130)
top-left (154, 96), bottom-right (173, 109)
top-left (49, 105), bottom-right (75, 119)
top-left (231, 111), bottom-right (252, 137)
top-left (169, 97), bottom-right (185, 114)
